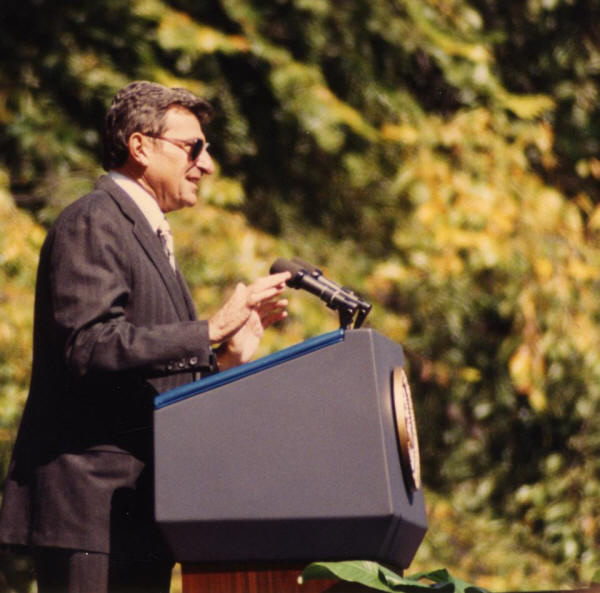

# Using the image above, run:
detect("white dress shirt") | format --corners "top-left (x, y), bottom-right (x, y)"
top-left (108, 171), bottom-right (167, 234)
top-left (108, 171), bottom-right (176, 269)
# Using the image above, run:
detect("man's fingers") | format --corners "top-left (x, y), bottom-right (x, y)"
top-left (255, 298), bottom-right (289, 329)
top-left (256, 298), bottom-right (288, 314)
top-left (246, 272), bottom-right (291, 307)
top-left (247, 287), bottom-right (285, 307)
top-left (209, 273), bottom-right (291, 343)
top-left (260, 309), bottom-right (288, 329)
top-left (249, 272), bottom-right (291, 294)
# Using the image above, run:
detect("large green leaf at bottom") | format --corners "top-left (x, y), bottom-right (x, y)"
top-left (299, 562), bottom-right (490, 593)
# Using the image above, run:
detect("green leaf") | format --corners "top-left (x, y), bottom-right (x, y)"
top-left (300, 562), bottom-right (490, 593)
top-left (300, 561), bottom-right (397, 592)
top-left (406, 570), bottom-right (489, 593)
top-left (300, 560), bottom-right (406, 592)
top-left (378, 567), bottom-right (444, 591)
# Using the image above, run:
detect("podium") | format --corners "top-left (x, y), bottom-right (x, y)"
top-left (154, 329), bottom-right (427, 591)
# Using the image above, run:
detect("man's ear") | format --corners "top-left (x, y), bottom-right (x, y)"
top-left (128, 132), bottom-right (151, 166)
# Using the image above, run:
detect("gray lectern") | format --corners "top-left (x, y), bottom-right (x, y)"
top-left (154, 329), bottom-right (427, 591)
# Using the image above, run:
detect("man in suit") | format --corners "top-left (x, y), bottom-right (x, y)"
top-left (0, 81), bottom-right (290, 592)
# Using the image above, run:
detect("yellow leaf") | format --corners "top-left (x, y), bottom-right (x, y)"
top-left (157, 10), bottom-right (250, 54)
top-left (509, 343), bottom-right (532, 392)
top-left (529, 387), bottom-right (547, 412)
top-left (588, 204), bottom-right (600, 231)
top-left (533, 258), bottom-right (553, 281)
top-left (459, 367), bottom-right (482, 382)
top-left (498, 91), bottom-right (555, 119)
top-left (381, 123), bottom-right (420, 144)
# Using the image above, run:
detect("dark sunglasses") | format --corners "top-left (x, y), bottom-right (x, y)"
top-left (147, 135), bottom-right (207, 161)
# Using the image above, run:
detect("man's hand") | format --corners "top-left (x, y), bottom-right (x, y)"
top-left (216, 295), bottom-right (289, 369)
top-left (208, 271), bottom-right (290, 352)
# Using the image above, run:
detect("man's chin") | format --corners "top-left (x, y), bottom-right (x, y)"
top-left (185, 193), bottom-right (198, 208)
top-left (177, 191), bottom-right (198, 209)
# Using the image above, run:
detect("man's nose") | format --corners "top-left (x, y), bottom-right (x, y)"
top-left (196, 149), bottom-right (215, 175)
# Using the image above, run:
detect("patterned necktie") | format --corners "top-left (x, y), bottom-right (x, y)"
top-left (156, 218), bottom-right (176, 270)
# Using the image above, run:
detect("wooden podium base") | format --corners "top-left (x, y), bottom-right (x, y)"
top-left (180, 564), bottom-right (600, 593)
top-left (181, 562), bottom-right (368, 593)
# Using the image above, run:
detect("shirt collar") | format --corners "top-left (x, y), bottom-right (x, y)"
top-left (108, 170), bottom-right (167, 233)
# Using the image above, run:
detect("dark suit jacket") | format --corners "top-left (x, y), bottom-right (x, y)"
top-left (0, 176), bottom-right (214, 559)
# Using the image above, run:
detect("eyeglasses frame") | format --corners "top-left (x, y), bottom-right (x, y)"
top-left (146, 134), bottom-right (208, 161)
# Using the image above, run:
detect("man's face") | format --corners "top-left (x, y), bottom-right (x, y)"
top-left (144, 106), bottom-right (214, 213)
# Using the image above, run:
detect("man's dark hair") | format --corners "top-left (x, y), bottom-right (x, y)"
top-left (102, 80), bottom-right (213, 170)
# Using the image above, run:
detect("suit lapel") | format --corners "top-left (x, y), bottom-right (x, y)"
top-left (175, 268), bottom-right (199, 320)
top-left (95, 176), bottom-right (194, 321)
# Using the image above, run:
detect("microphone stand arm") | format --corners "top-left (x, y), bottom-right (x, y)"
top-left (305, 272), bottom-right (372, 330)
top-left (352, 301), bottom-right (372, 329)
top-left (283, 264), bottom-right (373, 330)
top-left (338, 300), bottom-right (372, 330)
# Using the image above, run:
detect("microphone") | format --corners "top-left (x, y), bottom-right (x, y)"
top-left (270, 257), bottom-right (372, 328)
top-left (289, 257), bottom-right (363, 303)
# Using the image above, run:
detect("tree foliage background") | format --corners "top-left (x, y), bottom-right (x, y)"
top-left (1, 0), bottom-right (600, 591)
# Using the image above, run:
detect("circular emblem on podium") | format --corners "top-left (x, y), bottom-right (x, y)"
top-left (391, 366), bottom-right (421, 492)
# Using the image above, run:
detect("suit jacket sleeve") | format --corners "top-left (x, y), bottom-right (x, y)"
top-left (47, 192), bottom-right (213, 378)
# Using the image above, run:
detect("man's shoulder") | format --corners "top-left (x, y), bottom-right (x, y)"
top-left (42, 177), bottom-right (136, 254)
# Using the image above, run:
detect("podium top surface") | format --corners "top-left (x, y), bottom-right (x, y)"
top-left (154, 329), bottom-right (345, 410)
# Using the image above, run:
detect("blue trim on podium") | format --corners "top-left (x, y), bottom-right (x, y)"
top-left (154, 329), bottom-right (345, 410)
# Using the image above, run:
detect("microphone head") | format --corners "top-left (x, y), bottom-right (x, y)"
top-left (291, 257), bottom-right (322, 276)
top-left (269, 258), bottom-right (305, 287)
